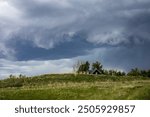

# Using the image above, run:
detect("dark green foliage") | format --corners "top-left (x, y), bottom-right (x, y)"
top-left (147, 70), bottom-right (150, 77)
top-left (103, 70), bottom-right (126, 76)
top-left (103, 70), bottom-right (109, 75)
top-left (76, 60), bottom-right (104, 74)
top-left (74, 60), bottom-right (150, 77)
top-left (116, 71), bottom-right (126, 76)
top-left (128, 68), bottom-right (150, 77)
top-left (0, 74), bottom-right (28, 88)
top-left (128, 68), bottom-right (141, 76)
top-left (85, 61), bottom-right (90, 72)
top-left (92, 61), bottom-right (103, 71)
top-left (76, 60), bottom-right (128, 76)
top-left (142, 70), bottom-right (150, 77)
top-left (141, 70), bottom-right (148, 77)
top-left (108, 70), bottom-right (116, 76)
top-left (77, 61), bottom-right (90, 74)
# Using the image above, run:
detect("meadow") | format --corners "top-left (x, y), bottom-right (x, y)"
top-left (0, 74), bottom-right (150, 100)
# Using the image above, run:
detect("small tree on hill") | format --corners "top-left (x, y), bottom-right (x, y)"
top-left (85, 61), bottom-right (90, 73)
top-left (74, 61), bottom-right (90, 74)
top-left (78, 63), bottom-right (85, 73)
top-left (73, 60), bottom-right (81, 73)
top-left (92, 61), bottom-right (103, 72)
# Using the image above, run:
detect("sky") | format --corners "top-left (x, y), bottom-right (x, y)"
top-left (0, 0), bottom-right (150, 79)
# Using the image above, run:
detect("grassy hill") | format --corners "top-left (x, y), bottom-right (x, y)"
top-left (0, 74), bottom-right (150, 100)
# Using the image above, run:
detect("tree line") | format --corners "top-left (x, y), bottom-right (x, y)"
top-left (73, 60), bottom-right (150, 77)
top-left (127, 68), bottom-right (150, 77)
top-left (73, 61), bottom-right (103, 74)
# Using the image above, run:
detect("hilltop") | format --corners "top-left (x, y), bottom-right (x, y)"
top-left (0, 74), bottom-right (150, 100)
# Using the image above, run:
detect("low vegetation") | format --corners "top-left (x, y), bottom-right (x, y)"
top-left (0, 74), bottom-right (150, 100)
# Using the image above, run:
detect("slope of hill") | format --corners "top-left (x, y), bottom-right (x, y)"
top-left (0, 74), bottom-right (150, 100)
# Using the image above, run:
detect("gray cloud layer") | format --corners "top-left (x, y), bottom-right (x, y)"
top-left (0, 0), bottom-right (150, 78)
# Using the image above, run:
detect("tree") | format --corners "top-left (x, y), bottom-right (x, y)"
top-left (116, 71), bottom-right (126, 76)
top-left (108, 70), bottom-right (116, 76)
top-left (103, 70), bottom-right (109, 75)
top-left (73, 60), bottom-right (81, 73)
top-left (85, 61), bottom-right (90, 73)
top-left (92, 61), bottom-right (103, 72)
top-left (73, 61), bottom-right (90, 74)
top-left (78, 63), bottom-right (85, 73)
top-left (147, 70), bottom-right (150, 77)
top-left (127, 68), bottom-right (141, 76)
top-left (141, 70), bottom-right (147, 77)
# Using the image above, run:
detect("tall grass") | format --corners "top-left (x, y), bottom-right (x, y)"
top-left (0, 74), bottom-right (150, 100)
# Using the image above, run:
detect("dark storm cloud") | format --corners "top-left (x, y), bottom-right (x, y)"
top-left (7, 31), bottom-right (95, 60)
top-left (3, 0), bottom-right (150, 48)
top-left (97, 42), bottom-right (150, 71)
top-left (125, 11), bottom-right (150, 42)
top-left (0, 0), bottom-right (150, 78)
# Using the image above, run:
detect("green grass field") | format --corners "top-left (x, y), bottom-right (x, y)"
top-left (0, 74), bottom-right (150, 100)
